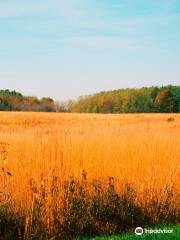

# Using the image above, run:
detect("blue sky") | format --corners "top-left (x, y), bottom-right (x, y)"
top-left (0, 0), bottom-right (180, 100)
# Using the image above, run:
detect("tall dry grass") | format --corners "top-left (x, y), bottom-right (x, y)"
top-left (0, 112), bottom-right (179, 239)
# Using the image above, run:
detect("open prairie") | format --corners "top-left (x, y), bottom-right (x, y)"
top-left (0, 112), bottom-right (179, 238)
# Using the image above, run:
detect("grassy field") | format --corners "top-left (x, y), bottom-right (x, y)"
top-left (76, 225), bottom-right (180, 239)
top-left (0, 112), bottom-right (179, 239)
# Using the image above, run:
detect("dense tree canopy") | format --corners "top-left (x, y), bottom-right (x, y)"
top-left (67, 85), bottom-right (180, 113)
top-left (0, 86), bottom-right (179, 113)
top-left (0, 90), bottom-right (56, 112)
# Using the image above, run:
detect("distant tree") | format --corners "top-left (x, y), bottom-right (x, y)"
top-left (0, 97), bottom-right (11, 110)
top-left (99, 95), bottom-right (114, 113)
top-left (41, 97), bottom-right (55, 112)
top-left (129, 93), bottom-right (152, 113)
top-left (55, 101), bottom-right (68, 112)
top-left (93, 105), bottom-right (100, 113)
top-left (154, 89), bottom-right (174, 112)
top-left (67, 86), bottom-right (179, 113)
top-left (167, 85), bottom-right (180, 112)
top-left (67, 100), bottom-right (75, 112)
top-left (0, 86), bottom-right (179, 113)
top-left (0, 90), bottom-right (57, 112)
top-left (112, 95), bottom-right (123, 113)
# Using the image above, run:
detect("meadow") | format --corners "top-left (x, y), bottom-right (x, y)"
top-left (0, 112), bottom-right (179, 239)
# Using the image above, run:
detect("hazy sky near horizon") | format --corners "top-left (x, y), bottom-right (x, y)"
top-left (0, 0), bottom-right (180, 100)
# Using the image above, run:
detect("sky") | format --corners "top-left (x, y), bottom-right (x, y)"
top-left (0, 0), bottom-right (180, 100)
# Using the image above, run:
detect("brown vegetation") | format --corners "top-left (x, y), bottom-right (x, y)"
top-left (0, 113), bottom-right (179, 239)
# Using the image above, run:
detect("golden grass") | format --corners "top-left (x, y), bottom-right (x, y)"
top-left (0, 112), bottom-right (179, 214)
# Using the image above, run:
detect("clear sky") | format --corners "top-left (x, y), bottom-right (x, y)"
top-left (0, 0), bottom-right (180, 100)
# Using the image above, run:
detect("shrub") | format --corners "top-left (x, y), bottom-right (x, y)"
top-left (0, 172), bottom-right (179, 239)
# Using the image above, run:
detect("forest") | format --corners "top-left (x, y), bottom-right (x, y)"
top-left (0, 89), bottom-right (56, 112)
top-left (68, 85), bottom-right (180, 113)
top-left (0, 85), bottom-right (180, 113)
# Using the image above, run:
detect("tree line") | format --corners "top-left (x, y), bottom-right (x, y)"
top-left (66, 85), bottom-right (180, 113)
top-left (0, 89), bottom-right (56, 112)
top-left (0, 86), bottom-right (180, 113)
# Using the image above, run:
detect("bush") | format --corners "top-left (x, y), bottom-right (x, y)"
top-left (0, 172), bottom-right (179, 239)
top-left (0, 206), bottom-right (24, 240)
